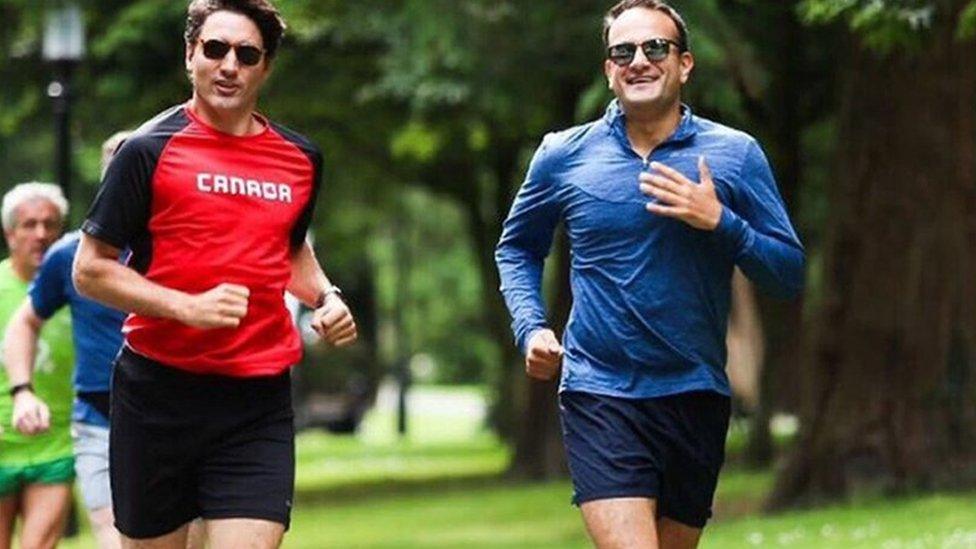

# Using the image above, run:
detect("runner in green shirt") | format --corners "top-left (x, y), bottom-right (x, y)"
top-left (0, 183), bottom-right (73, 548)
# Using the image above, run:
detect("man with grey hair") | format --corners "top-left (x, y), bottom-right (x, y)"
top-left (0, 182), bottom-right (74, 548)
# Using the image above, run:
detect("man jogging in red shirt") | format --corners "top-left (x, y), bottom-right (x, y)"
top-left (73, 1), bottom-right (356, 547)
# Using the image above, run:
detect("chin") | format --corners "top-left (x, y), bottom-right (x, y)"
top-left (620, 95), bottom-right (661, 109)
top-left (201, 93), bottom-right (247, 112)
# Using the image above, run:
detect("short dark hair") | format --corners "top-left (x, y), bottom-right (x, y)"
top-left (185, 0), bottom-right (287, 60)
top-left (603, 0), bottom-right (689, 52)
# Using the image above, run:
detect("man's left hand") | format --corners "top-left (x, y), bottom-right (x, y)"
top-left (639, 156), bottom-right (723, 230)
top-left (310, 293), bottom-right (358, 347)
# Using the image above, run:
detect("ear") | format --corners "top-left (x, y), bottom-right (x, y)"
top-left (679, 51), bottom-right (694, 84)
top-left (604, 59), bottom-right (614, 89)
top-left (185, 41), bottom-right (195, 70)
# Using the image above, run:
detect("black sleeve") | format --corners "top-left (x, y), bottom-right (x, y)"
top-left (290, 147), bottom-right (323, 250)
top-left (81, 136), bottom-right (156, 250)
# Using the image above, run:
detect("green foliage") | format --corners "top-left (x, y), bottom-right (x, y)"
top-left (391, 121), bottom-right (445, 163)
top-left (957, 0), bottom-right (976, 37)
top-left (370, 190), bottom-right (497, 383)
top-left (796, 0), bottom-right (976, 52)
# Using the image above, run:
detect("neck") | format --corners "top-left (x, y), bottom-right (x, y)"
top-left (10, 259), bottom-right (34, 283)
top-left (621, 101), bottom-right (682, 159)
top-left (189, 95), bottom-right (260, 136)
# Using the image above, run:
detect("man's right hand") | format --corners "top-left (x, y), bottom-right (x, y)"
top-left (525, 329), bottom-right (564, 381)
top-left (178, 283), bottom-right (250, 329)
top-left (12, 390), bottom-right (51, 435)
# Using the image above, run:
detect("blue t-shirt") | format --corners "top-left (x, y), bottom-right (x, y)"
top-left (495, 101), bottom-right (804, 399)
top-left (29, 231), bottom-right (126, 426)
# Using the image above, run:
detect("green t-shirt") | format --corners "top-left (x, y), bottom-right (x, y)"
top-left (0, 258), bottom-right (74, 466)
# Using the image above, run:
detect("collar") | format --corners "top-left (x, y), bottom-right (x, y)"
top-left (603, 99), bottom-right (697, 147)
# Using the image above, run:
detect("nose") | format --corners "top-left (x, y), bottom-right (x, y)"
top-left (35, 222), bottom-right (55, 241)
top-left (629, 46), bottom-right (652, 68)
top-left (219, 49), bottom-right (239, 74)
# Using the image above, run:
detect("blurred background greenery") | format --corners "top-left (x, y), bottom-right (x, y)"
top-left (3, 0), bottom-right (976, 546)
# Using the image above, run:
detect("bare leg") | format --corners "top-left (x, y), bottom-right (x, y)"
top-left (87, 507), bottom-right (120, 549)
top-left (580, 497), bottom-right (658, 549)
top-left (657, 517), bottom-right (702, 549)
top-left (18, 483), bottom-right (72, 549)
top-left (0, 495), bottom-right (19, 549)
top-left (185, 519), bottom-right (206, 549)
top-left (204, 518), bottom-right (284, 549)
top-left (120, 523), bottom-right (189, 549)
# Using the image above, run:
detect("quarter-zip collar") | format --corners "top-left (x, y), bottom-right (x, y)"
top-left (603, 100), bottom-right (697, 156)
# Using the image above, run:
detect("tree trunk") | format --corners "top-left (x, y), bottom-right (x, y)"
top-left (508, 230), bottom-right (572, 479)
top-left (457, 154), bottom-right (524, 443)
top-left (744, 0), bottom-right (806, 468)
top-left (768, 8), bottom-right (976, 508)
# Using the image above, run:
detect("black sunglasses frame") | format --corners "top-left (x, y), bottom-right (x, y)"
top-left (199, 38), bottom-right (265, 67)
top-left (607, 38), bottom-right (683, 66)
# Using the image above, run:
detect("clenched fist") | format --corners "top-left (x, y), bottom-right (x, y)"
top-left (525, 329), bottom-right (563, 381)
top-left (12, 390), bottom-right (50, 435)
top-left (178, 283), bottom-right (250, 329)
top-left (310, 292), bottom-right (357, 347)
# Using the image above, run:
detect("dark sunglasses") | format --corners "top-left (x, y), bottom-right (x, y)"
top-left (607, 38), bottom-right (682, 66)
top-left (199, 38), bottom-right (265, 67)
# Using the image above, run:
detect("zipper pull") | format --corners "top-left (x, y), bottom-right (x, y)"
top-left (640, 158), bottom-right (657, 204)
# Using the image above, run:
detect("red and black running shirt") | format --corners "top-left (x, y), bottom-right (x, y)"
top-left (82, 104), bottom-right (322, 377)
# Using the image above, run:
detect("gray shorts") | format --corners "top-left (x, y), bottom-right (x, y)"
top-left (71, 422), bottom-right (112, 511)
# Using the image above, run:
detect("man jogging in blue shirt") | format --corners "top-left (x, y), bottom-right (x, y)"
top-left (495, 1), bottom-right (804, 547)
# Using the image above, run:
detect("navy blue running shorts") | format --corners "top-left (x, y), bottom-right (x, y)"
top-left (559, 390), bottom-right (730, 528)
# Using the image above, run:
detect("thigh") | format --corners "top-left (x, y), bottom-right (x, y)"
top-left (657, 516), bottom-right (702, 549)
top-left (87, 506), bottom-right (121, 549)
top-left (205, 518), bottom-right (284, 549)
top-left (560, 391), bottom-right (663, 506)
top-left (657, 391), bottom-right (731, 529)
top-left (19, 482), bottom-right (72, 549)
top-left (72, 422), bottom-right (113, 512)
top-left (0, 494), bottom-right (18, 549)
top-left (580, 497), bottom-right (658, 549)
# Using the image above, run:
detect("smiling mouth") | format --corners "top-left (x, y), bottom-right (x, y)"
top-left (627, 75), bottom-right (659, 85)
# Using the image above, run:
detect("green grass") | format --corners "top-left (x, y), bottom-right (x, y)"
top-left (55, 386), bottom-right (976, 547)
top-left (704, 494), bottom-right (976, 548)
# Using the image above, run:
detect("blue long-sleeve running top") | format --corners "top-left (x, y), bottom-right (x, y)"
top-left (495, 101), bottom-right (804, 398)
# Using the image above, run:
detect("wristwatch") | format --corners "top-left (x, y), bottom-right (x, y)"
top-left (315, 286), bottom-right (344, 308)
top-left (8, 382), bottom-right (33, 397)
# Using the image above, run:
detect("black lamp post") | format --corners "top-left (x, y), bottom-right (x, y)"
top-left (43, 3), bottom-right (85, 203)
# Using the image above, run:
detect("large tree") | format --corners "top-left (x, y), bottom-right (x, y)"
top-left (769, 0), bottom-right (976, 508)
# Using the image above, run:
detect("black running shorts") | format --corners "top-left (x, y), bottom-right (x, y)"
top-left (110, 347), bottom-right (295, 539)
